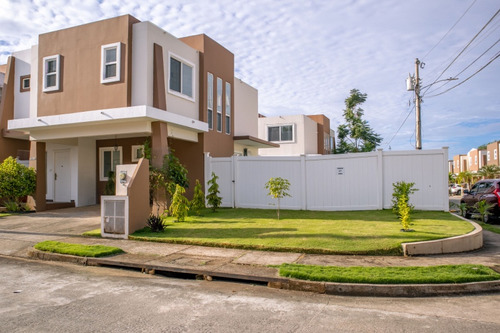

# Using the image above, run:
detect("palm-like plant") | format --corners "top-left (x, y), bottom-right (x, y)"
top-left (457, 171), bottom-right (474, 190)
top-left (478, 165), bottom-right (500, 179)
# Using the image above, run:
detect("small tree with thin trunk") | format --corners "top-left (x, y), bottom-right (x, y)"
top-left (265, 177), bottom-right (291, 220)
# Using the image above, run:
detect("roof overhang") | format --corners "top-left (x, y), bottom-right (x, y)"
top-left (233, 135), bottom-right (279, 149)
top-left (7, 105), bottom-right (208, 141)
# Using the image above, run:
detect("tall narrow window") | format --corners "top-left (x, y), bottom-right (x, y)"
top-left (169, 53), bottom-right (195, 100)
top-left (216, 77), bottom-right (222, 132)
top-left (99, 147), bottom-right (122, 181)
top-left (207, 73), bottom-right (214, 130)
top-left (225, 82), bottom-right (231, 135)
top-left (101, 43), bottom-right (121, 83)
top-left (43, 55), bottom-right (60, 92)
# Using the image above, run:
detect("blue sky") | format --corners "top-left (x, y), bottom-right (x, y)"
top-left (1, 0), bottom-right (498, 159)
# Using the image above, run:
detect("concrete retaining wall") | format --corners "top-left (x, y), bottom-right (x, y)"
top-left (402, 219), bottom-right (483, 256)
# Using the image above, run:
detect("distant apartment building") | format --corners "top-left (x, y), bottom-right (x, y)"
top-left (0, 15), bottom-right (275, 210)
top-left (257, 114), bottom-right (335, 156)
top-left (486, 141), bottom-right (500, 166)
top-left (453, 154), bottom-right (468, 174)
top-left (467, 148), bottom-right (487, 172)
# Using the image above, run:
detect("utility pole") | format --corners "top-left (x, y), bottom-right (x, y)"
top-left (415, 58), bottom-right (422, 150)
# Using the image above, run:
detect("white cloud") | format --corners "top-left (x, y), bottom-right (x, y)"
top-left (0, 0), bottom-right (498, 159)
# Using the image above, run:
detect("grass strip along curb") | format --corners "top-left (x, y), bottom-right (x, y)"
top-left (34, 241), bottom-right (123, 257)
top-left (278, 263), bottom-right (500, 284)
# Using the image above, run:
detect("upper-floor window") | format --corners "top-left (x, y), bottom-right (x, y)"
top-left (268, 124), bottom-right (294, 142)
top-left (475, 155), bottom-right (478, 165)
top-left (225, 82), bottom-right (231, 135)
top-left (216, 77), bottom-right (222, 132)
top-left (101, 42), bottom-right (121, 83)
top-left (20, 75), bottom-right (30, 92)
top-left (487, 151), bottom-right (491, 161)
top-left (207, 73), bottom-right (214, 130)
top-left (169, 53), bottom-right (194, 100)
top-left (495, 149), bottom-right (498, 160)
top-left (43, 54), bottom-right (60, 92)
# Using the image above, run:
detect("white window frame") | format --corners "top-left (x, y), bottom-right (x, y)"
top-left (131, 145), bottom-right (144, 162)
top-left (101, 42), bottom-right (121, 84)
top-left (225, 82), bottom-right (231, 135)
top-left (42, 54), bottom-right (60, 92)
top-left (216, 77), bottom-right (222, 132)
top-left (99, 147), bottom-right (123, 181)
top-left (267, 124), bottom-right (295, 143)
top-left (168, 52), bottom-right (195, 102)
top-left (207, 73), bottom-right (214, 130)
top-left (495, 149), bottom-right (498, 160)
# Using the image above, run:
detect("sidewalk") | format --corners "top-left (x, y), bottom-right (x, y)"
top-left (1, 206), bottom-right (500, 296)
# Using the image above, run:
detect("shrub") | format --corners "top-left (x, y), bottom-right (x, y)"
top-left (392, 181), bottom-right (417, 217)
top-left (475, 200), bottom-right (494, 223)
top-left (146, 214), bottom-right (164, 232)
top-left (206, 172), bottom-right (222, 212)
top-left (190, 179), bottom-right (205, 216)
top-left (0, 156), bottom-right (36, 210)
top-left (265, 177), bottom-right (291, 220)
top-left (104, 171), bottom-right (115, 195)
top-left (391, 181), bottom-right (418, 231)
top-left (169, 184), bottom-right (189, 222)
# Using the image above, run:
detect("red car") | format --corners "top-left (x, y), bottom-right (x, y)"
top-left (460, 179), bottom-right (500, 223)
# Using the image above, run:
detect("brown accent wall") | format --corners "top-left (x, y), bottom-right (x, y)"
top-left (181, 34), bottom-right (235, 158)
top-left (0, 56), bottom-right (30, 162)
top-left (169, 135), bottom-right (205, 199)
top-left (307, 114), bottom-right (331, 155)
top-left (28, 141), bottom-right (46, 211)
top-left (37, 15), bottom-right (139, 117)
top-left (153, 43), bottom-right (166, 110)
top-left (95, 136), bottom-right (148, 199)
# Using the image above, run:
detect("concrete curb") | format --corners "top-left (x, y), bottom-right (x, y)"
top-left (402, 218), bottom-right (483, 256)
top-left (27, 249), bottom-right (500, 297)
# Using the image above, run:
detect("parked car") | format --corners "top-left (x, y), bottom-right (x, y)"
top-left (449, 184), bottom-right (463, 195)
top-left (460, 179), bottom-right (500, 223)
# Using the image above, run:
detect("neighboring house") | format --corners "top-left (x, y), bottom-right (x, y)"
top-left (486, 141), bottom-right (500, 167)
top-left (448, 160), bottom-right (454, 174)
top-left (467, 148), bottom-right (487, 173)
top-left (257, 114), bottom-right (335, 156)
top-left (452, 154), bottom-right (468, 174)
top-left (0, 15), bottom-right (273, 211)
top-left (0, 64), bottom-right (5, 103)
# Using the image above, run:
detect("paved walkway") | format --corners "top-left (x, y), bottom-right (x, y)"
top-left (1, 205), bottom-right (500, 296)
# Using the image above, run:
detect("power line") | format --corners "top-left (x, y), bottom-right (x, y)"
top-left (425, 37), bottom-right (500, 96)
top-left (422, 0), bottom-right (478, 61)
top-left (426, 51), bottom-right (500, 98)
top-left (422, 8), bottom-right (500, 96)
top-left (384, 104), bottom-right (415, 148)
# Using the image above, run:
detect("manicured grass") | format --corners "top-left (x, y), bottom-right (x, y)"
top-left (83, 228), bottom-right (102, 237)
top-left (278, 263), bottom-right (500, 284)
top-left (34, 240), bottom-right (123, 257)
top-left (477, 221), bottom-right (500, 234)
top-left (130, 208), bottom-right (474, 255)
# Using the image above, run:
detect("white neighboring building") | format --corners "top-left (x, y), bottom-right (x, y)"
top-left (258, 114), bottom-right (335, 156)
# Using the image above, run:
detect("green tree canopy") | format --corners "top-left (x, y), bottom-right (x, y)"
top-left (335, 89), bottom-right (382, 153)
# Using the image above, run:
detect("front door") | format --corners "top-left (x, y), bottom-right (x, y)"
top-left (54, 149), bottom-right (71, 202)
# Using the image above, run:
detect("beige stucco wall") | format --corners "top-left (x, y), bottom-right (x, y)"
top-left (234, 78), bottom-right (258, 137)
top-left (258, 115), bottom-right (318, 156)
top-left (131, 21), bottom-right (199, 120)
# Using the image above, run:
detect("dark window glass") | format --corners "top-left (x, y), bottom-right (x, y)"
top-left (170, 58), bottom-right (181, 92)
top-left (268, 126), bottom-right (279, 141)
top-left (281, 125), bottom-right (293, 141)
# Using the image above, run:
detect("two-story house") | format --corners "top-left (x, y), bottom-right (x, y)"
top-left (257, 114), bottom-right (335, 156)
top-left (486, 141), bottom-right (500, 167)
top-left (0, 15), bottom-right (274, 211)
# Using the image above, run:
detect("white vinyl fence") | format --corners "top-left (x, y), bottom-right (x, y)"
top-left (204, 148), bottom-right (449, 212)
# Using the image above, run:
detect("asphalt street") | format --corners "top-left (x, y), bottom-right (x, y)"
top-left (1, 256), bottom-right (499, 333)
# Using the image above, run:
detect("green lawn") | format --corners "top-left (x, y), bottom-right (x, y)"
top-left (278, 263), bottom-right (500, 284)
top-left (34, 241), bottom-right (123, 257)
top-left (130, 209), bottom-right (474, 255)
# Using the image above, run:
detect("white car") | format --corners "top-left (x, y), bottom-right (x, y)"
top-left (449, 184), bottom-right (463, 195)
